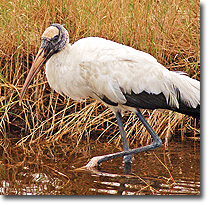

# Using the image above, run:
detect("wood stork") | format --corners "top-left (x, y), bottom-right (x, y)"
top-left (20, 23), bottom-right (200, 168)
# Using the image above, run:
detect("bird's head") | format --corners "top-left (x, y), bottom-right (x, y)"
top-left (19, 23), bottom-right (69, 104)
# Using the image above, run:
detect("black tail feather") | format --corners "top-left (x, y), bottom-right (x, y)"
top-left (123, 91), bottom-right (200, 119)
top-left (173, 103), bottom-right (200, 119)
top-left (100, 90), bottom-right (200, 119)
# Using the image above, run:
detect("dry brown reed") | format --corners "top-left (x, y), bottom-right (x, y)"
top-left (0, 0), bottom-right (200, 155)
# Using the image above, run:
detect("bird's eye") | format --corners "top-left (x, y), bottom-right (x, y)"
top-left (53, 35), bottom-right (59, 42)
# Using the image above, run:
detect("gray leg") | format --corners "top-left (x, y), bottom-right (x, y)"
top-left (135, 109), bottom-right (162, 147)
top-left (84, 109), bottom-right (162, 168)
top-left (116, 111), bottom-right (132, 163)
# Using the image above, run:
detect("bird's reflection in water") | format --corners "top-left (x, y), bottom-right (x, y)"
top-left (73, 140), bottom-right (200, 195)
top-left (78, 161), bottom-right (161, 195)
top-left (0, 140), bottom-right (200, 195)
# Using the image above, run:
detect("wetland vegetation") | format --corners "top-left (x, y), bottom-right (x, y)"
top-left (0, 0), bottom-right (200, 195)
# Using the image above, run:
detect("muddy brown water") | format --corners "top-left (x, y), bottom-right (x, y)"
top-left (0, 139), bottom-right (200, 195)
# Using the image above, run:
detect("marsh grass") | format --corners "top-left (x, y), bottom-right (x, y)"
top-left (0, 0), bottom-right (200, 158)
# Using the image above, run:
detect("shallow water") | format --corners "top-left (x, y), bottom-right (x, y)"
top-left (0, 139), bottom-right (200, 195)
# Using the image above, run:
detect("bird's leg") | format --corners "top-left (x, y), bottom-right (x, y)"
top-left (115, 111), bottom-right (132, 164)
top-left (135, 109), bottom-right (162, 148)
top-left (84, 109), bottom-right (162, 169)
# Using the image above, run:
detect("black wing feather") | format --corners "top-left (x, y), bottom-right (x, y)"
top-left (123, 91), bottom-right (170, 110)
top-left (99, 89), bottom-right (199, 119)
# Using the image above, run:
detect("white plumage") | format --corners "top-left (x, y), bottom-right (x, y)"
top-left (45, 36), bottom-right (200, 113)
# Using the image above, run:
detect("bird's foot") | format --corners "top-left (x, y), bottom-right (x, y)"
top-left (75, 153), bottom-right (116, 171)
top-left (73, 156), bottom-right (104, 171)
top-left (74, 152), bottom-right (132, 171)
top-left (76, 154), bottom-right (132, 171)
top-left (84, 155), bottom-right (105, 168)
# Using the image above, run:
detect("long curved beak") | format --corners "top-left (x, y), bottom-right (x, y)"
top-left (19, 47), bottom-right (47, 105)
